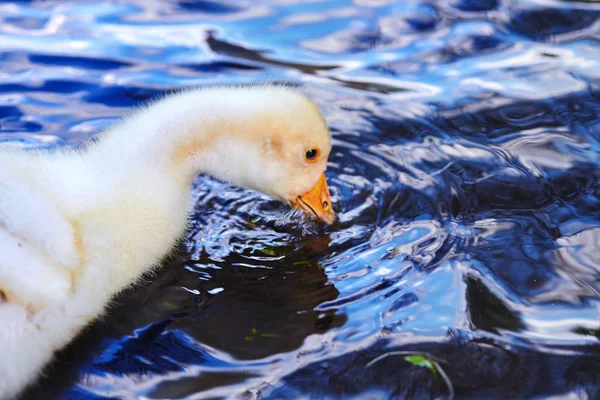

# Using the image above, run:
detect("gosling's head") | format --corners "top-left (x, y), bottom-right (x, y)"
top-left (241, 87), bottom-right (336, 224)
top-left (174, 85), bottom-right (336, 224)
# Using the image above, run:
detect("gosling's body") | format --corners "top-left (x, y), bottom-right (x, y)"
top-left (0, 86), bottom-right (334, 399)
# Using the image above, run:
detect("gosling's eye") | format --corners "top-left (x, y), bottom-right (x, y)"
top-left (305, 148), bottom-right (319, 162)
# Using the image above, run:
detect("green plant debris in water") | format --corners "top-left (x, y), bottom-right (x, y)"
top-left (261, 248), bottom-right (276, 256)
top-left (367, 351), bottom-right (455, 400)
top-left (161, 301), bottom-right (177, 309)
top-left (425, 135), bottom-right (441, 144)
top-left (292, 260), bottom-right (310, 267)
top-left (404, 354), bottom-right (436, 375)
top-left (245, 328), bottom-right (278, 341)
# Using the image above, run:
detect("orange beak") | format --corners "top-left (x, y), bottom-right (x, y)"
top-left (290, 172), bottom-right (336, 225)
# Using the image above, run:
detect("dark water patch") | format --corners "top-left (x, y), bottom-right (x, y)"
top-left (172, 257), bottom-right (345, 360)
top-left (507, 7), bottom-right (600, 41)
top-left (437, 32), bottom-right (512, 62)
top-left (177, 0), bottom-right (242, 14)
top-left (0, 105), bottom-right (22, 119)
top-left (185, 60), bottom-right (263, 73)
top-left (268, 339), bottom-right (600, 399)
top-left (466, 277), bottom-right (525, 334)
top-left (0, 105), bottom-right (42, 133)
top-left (82, 86), bottom-right (166, 107)
top-left (206, 32), bottom-right (340, 74)
top-left (29, 54), bottom-right (132, 70)
top-left (451, 0), bottom-right (500, 12)
top-left (404, 5), bottom-right (440, 32)
top-left (0, 80), bottom-right (92, 94)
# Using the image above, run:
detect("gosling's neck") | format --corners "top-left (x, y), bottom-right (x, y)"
top-left (95, 87), bottom-right (282, 189)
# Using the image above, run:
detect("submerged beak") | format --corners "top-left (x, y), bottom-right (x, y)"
top-left (290, 172), bottom-right (336, 225)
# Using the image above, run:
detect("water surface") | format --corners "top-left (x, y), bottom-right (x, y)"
top-left (2, 0), bottom-right (600, 398)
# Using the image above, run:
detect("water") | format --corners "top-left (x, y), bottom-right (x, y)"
top-left (2, 0), bottom-right (600, 398)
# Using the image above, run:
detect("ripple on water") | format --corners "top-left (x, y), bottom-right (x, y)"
top-left (4, 0), bottom-right (600, 399)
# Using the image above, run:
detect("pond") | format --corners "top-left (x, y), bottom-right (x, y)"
top-left (2, 0), bottom-right (600, 398)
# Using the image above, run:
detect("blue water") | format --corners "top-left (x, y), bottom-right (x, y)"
top-left (2, 0), bottom-right (600, 398)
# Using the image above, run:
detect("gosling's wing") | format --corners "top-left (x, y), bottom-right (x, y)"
top-left (0, 228), bottom-right (73, 310)
top-left (0, 169), bottom-right (80, 268)
top-left (0, 173), bottom-right (77, 310)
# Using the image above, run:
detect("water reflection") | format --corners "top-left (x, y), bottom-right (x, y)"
top-left (3, 0), bottom-right (600, 398)
top-left (172, 250), bottom-right (345, 361)
top-left (23, 238), bottom-right (345, 398)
